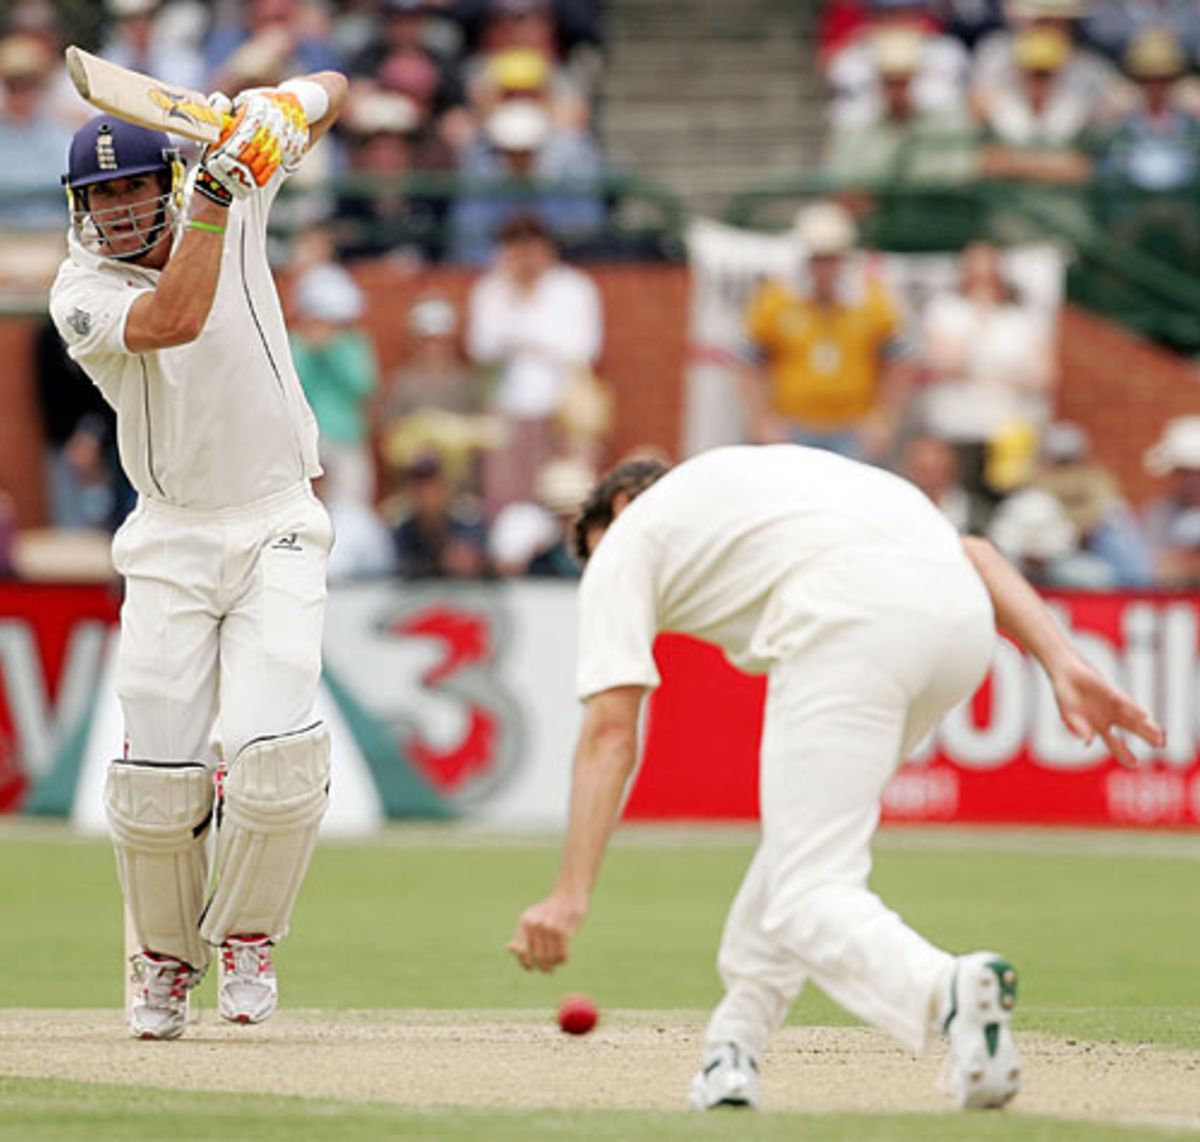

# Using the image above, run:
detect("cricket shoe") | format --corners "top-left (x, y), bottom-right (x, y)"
top-left (218, 934), bottom-right (278, 1025)
top-left (688, 1041), bottom-right (760, 1110)
top-left (129, 952), bottom-right (202, 1041)
top-left (942, 952), bottom-right (1021, 1109)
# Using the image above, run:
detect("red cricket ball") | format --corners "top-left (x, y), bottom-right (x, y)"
top-left (557, 993), bottom-right (599, 1035)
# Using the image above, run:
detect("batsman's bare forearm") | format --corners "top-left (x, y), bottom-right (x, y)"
top-left (962, 535), bottom-right (1077, 676)
top-left (552, 687), bottom-right (644, 904)
top-left (299, 71), bottom-right (348, 146)
top-left (124, 195), bottom-right (228, 352)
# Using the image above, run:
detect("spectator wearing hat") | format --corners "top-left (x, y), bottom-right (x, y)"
top-left (390, 449), bottom-right (489, 578)
top-left (466, 213), bottom-right (603, 516)
top-left (975, 24), bottom-right (1109, 184)
top-left (98, 0), bottom-right (206, 94)
top-left (487, 453), bottom-right (591, 576)
top-left (384, 294), bottom-right (478, 419)
top-left (289, 262), bottom-right (380, 508)
top-left (348, 0), bottom-right (471, 151)
top-left (826, 0), bottom-right (970, 132)
top-left (0, 32), bottom-right (74, 229)
top-left (459, 0), bottom-right (600, 126)
top-left (737, 200), bottom-right (916, 462)
top-left (824, 26), bottom-right (981, 186)
top-left (1096, 27), bottom-right (1200, 191)
top-left (987, 486), bottom-right (1119, 589)
top-left (379, 294), bottom-right (499, 502)
top-left (449, 51), bottom-right (606, 265)
top-left (1031, 420), bottom-right (1155, 586)
top-left (972, 1), bottom-right (1125, 176)
top-left (1090, 27), bottom-right (1200, 274)
top-left (1142, 415), bottom-right (1200, 582)
top-left (918, 241), bottom-right (1056, 524)
top-left (335, 87), bottom-right (448, 263)
top-left (1083, 0), bottom-right (1200, 69)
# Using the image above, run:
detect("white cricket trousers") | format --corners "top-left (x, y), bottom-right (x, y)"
top-left (705, 555), bottom-right (995, 1058)
top-left (111, 481), bottom-right (332, 764)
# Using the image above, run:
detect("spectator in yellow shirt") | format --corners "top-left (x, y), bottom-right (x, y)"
top-left (737, 201), bottom-right (915, 461)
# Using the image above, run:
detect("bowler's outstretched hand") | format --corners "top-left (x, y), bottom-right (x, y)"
top-left (507, 891), bottom-right (585, 973)
top-left (1051, 656), bottom-right (1165, 767)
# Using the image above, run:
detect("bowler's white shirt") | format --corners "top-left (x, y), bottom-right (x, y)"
top-left (467, 263), bottom-right (602, 419)
top-left (49, 173), bottom-right (320, 510)
top-left (576, 445), bottom-right (970, 699)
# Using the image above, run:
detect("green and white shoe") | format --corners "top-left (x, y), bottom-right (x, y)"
top-left (688, 1041), bottom-right (760, 1110)
top-left (943, 952), bottom-right (1021, 1110)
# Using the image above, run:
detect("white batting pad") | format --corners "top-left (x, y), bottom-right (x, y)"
top-left (105, 760), bottom-right (214, 971)
top-left (199, 721), bottom-right (331, 946)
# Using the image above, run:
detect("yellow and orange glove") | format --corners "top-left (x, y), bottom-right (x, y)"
top-left (195, 90), bottom-right (309, 206)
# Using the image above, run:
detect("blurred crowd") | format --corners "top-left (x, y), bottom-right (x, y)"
top-left (795, 0), bottom-right (1200, 588)
top-left (1, 0), bottom-right (1199, 591)
top-left (736, 195), bottom-right (1200, 592)
top-left (0, 0), bottom-right (612, 263)
top-left (819, 0), bottom-right (1200, 272)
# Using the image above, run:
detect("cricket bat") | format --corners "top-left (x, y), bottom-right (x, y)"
top-left (66, 45), bottom-right (226, 145)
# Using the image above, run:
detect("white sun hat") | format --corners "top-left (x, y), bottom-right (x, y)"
top-left (988, 488), bottom-right (1079, 562)
top-left (485, 99), bottom-right (551, 152)
top-left (792, 201), bottom-right (858, 256)
top-left (293, 264), bottom-right (365, 324)
top-left (1144, 415), bottom-right (1200, 476)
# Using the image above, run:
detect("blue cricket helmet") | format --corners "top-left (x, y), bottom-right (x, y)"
top-left (63, 115), bottom-right (178, 191)
top-left (63, 115), bottom-right (185, 260)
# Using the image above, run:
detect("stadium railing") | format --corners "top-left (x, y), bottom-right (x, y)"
top-left (0, 169), bottom-right (687, 275)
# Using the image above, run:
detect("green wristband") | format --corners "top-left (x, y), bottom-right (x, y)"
top-left (187, 219), bottom-right (226, 235)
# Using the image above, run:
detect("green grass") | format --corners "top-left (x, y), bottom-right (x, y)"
top-left (4, 826), bottom-right (1195, 1045)
top-left (1, 824), bottom-right (1198, 1139)
top-left (0, 1078), bottom-right (1185, 1142)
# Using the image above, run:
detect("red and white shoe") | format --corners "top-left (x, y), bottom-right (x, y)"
top-left (218, 934), bottom-right (278, 1025)
top-left (129, 952), bottom-right (201, 1041)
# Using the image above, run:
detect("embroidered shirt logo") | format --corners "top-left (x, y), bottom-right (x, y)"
top-left (270, 533), bottom-right (302, 552)
top-left (66, 307), bottom-right (92, 337)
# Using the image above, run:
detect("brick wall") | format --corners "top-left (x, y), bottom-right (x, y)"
top-left (0, 318), bottom-right (46, 527)
top-left (1057, 307), bottom-right (1200, 509)
top-left (348, 262), bottom-right (690, 468)
top-left (1, 264), bottom-right (1194, 527)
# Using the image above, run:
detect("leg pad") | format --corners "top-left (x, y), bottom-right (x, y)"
top-left (200, 721), bottom-right (330, 946)
top-left (105, 760), bottom-right (214, 970)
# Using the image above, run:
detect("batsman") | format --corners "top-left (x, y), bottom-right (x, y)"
top-left (49, 70), bottom-right (347, 1039)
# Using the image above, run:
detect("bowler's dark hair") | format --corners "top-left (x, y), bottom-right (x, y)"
top-left (572, 457), bottom-right (671, 564)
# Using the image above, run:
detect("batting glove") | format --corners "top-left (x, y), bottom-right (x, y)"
top-left (197, 92), bottom-right (294, 204)
top-left (227, 87), bottom-right (310, 171)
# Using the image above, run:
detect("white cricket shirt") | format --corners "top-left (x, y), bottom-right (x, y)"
top-left (49, 172), bottom-right (320, 510)
top-left (575, 445), bottom-right (971, 699)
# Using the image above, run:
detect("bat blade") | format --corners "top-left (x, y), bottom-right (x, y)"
top-left (66, 45), bottom-right (224, 144)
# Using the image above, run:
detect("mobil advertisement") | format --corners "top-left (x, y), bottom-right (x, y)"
top-left (630, 594), bottom-right (1200, 828)
top-left (1, 582), bottom-right (1198, 830)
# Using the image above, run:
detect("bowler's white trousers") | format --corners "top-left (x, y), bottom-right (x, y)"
top-left (111, 482), bottom-right (332, 764)
top-left (705, 555), bottom-right (995, 1057)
